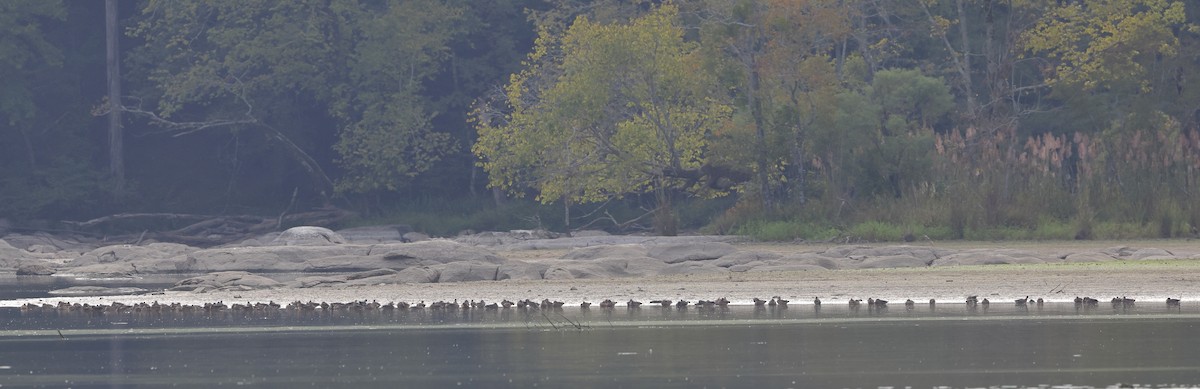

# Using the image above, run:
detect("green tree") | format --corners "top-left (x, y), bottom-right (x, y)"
top-left (474, 5), bottom-right (731, 234)
top-left (128, 0), bottom-right (462, 207)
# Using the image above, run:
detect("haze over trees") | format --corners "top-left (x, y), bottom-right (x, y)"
top-left (2, 0), bottom-right (1199, 241)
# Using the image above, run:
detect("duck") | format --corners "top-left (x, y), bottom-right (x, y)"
top-left (904, 299), bottom-right (915, 308)
top-left (1167, 297), bottom-right (1182, 306)
top-left (650, 300), bottom-right (672, 307)
top-left (715, 297), bottom-right (730, 307)
top-left (812, 297), bottom-right (821, 306)
top-left (773, 297), bottom-right (789, 307)
top-left (675, 300), bottom-right (690, 308)
top-left (627, 299), bottom-right (643, 308)
top-left (848, 298), bottom-right (862, 307)
top-left (873, 298), bottom-right (888, 306)
top-left (1036, 298), bottom-right (1044, 307)
top-left (580, 301), bottom-right (592, 308)
top-left (980, 298), bottom-right (989, 306)
top-left (929, 299), bottom-right (936, 306)
top-left (1015, 296), bottom-right (1029, 306)
top-left (753, 298), bottom-right (768, 307)
top-left (599, 299), bottom-right (616, 308)
top-left (966, 295), bottom-right (979, 305)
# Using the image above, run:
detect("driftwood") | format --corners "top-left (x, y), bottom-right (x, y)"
top-left (64, 206), bottom-right (354, 247)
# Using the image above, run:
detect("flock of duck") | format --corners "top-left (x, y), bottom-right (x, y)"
top-left (14, 295), bottom-right (1185, 315)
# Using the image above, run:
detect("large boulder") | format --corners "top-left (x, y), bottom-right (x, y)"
top-left (593, 257), bottom-right (669, 277)
top-left (435, 261), bottom-right (500, 282)
top-left (779, 253), bottom-right (845, 269)
top-left (169, 271), bottom-right (282, 292)
top-left (0, 239), bottom-right (63, 269)
top-left (646, 242), bottom-right (738, 264)
top-left (374, 240), bottom-right (505, 266)
top-left (561, 244), bottom-right (648, 260)
top-left (336, 225), bottom-right (410, 243)
top-left (931, 250), bottom-right (1046, 266)
top-left (183, 245), bottom-right (365, 272)
top-left (657, 261), bottom-right (727, 276)
top-left (496, 261), bottom-right (549, 281)
top-left (271, 226), bottom-right (347, 246)
top-left (301, 255), bottom-right (391, 272)
top-left (855, 255), bottom-right (931, 269)
top-left (69, 243), bottom-right (196, 266)
top-left (1127, 248), bottom-right (1175, 260)
top-left (712, 251), bottom-right (783, 267)
top-left (16, 261), bottom-right (57, 275)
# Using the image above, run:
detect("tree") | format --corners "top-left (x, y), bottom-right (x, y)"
top-left (474, 5), bottom-right (732, 234)
top-left (127, 0), bottom-right (462, 208)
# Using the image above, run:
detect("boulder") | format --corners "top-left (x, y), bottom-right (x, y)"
top-left (593, 257), bottom-right (669, 277)
top-left (1128, 248), bottom-right (1175, 260)
top-left (289, 275), bottom-right (348, 288)
top-left (435, 261), bottom-right (499, 282)
top-left (931, 251), bottom-right (1046, 266)
top-left (657, 261), bottom-right (727, 276)
top-left (271, 226), bottom-right (347, 246)
top-left (170, 271), bottom-right (281, 292)
top-left (336, 225), bottom-right (410, 243)
top-left (646, 242), bottom-right (738, 264)
top-left (779, 253), bottom-right (845, 269)
top-left (542, 267), bottom-right (577, 280)
top-left (839, 246), bottom-right (950, 263)
top-left (70, 243), bottom-right (195, 266)
top-left (345, 268), bottom-right (400, 280)
top-left (392, 266), bottom-right (440, 283)
top-left (183, 245), bottom-right (364, 272)
top-left (2, 232), bottom-right (98, 253)
top-left (1062, 252), bottom-right (1116, 263)
top-left (301, 255), bottom-right (391, 272)
top-left (746, 264), bottom-right (830, 273)
top-left (712, 251), bottom-right (783, 267)
top-left (496, 262), bottom-right (549, 281)
top-left (402, 232), bottom-right (430, 243)
top-left (374, 240), bottom-right (505, 266)
top-left (855, 255), bottom-right (931, 269)
top-left (561, 244), bottom-right (648, 260)
top-left (16, 262), bottom-right (57, 275)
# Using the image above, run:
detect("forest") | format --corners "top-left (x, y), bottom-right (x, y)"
top-left (2, 0), bottom-right (1199, 241)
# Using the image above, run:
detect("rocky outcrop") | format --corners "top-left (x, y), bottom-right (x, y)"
top-left (170, 271), bottom-right (282, 292)
top-left (647, 242), bottom-right (738, 264)
top-left (16, 262), bottom-right (57, 275)
top-left (271, 226), bottom-right (347, 246)
top-left (374, 240), bottom-right (505, 266)
top-left (49, 286), bottom-right (148, 296)
top-left (561, 244), bottom-right (648, 260)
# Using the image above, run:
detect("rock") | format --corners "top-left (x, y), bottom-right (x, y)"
top-left (2, 232), bottom-right (98, 253)
top-left (712, 251), bottom-right (783, 267)
top-left (560, 244), bottom-right (648, 260)
top-left (1128, 248), bottom-right (1175, 260)
top-left (183, 245), bottom-right (364, 272)
top-left (290, 275), bottom-right (347, 288)
top-left (453, 230), bottom-right (562, 246)
top-left (1062, 252), bottom-right (1115, 263)
top-left (336, 225), bottom-right (410, 243)
top-left (746, 264), bottom-right (830, 273)
top-left (301, 255), bottom-right (391, 272)
top-left (170, 271), bottom-right (281, 292)
top-left (657, 262), bottom-right (727, 276)
top-left (569, 230), bottom-right (611, 237)
top-left (271, 226), bottom-right (347, 246)
top-left (496, 262), bottom-right (548, 281)
top-left (646, 242), bottom-right (738, 264)
top-left (375, 240), bottom-right (505, 266)
top-left (931, 251), bottom-right (1046, 266)
top-left (346, 268), bottom-right (400, 280)
top-left (856, 255), bottom-right (931, 269)
top-left (593, 257), bottom-right (669, 277)
top-left (49, 286), bottom-right (147, 296)
top-left (393, 266), bottom-right (440, 283)
top-left (840, 246), bottom-right (949, 263)
top-left (779, 253), bottom-right (845, 269)
top-left (436, 261), bottom-right (499, 282)
top-left (25, 244), bottom-right (60, 254)
top-left (16, 262), bottom-right (56, 275)
top-left (728, 260), bottom-right (770, 272)
top-left (402, 232), bottom-right (430, 243)
top-left (542, 267), bottom-right (576, 280)
top-left (70, 243), bottom-right (196, 267)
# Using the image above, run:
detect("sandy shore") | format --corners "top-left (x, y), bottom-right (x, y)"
top-left (5, 254), bottom-right (1199, 308)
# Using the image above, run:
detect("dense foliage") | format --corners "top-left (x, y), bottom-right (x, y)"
top-left (3, 0), bottom-right (1200, 240)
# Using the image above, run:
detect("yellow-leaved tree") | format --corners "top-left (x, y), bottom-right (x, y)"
top-left (473, 4), bottom-right (731, 235)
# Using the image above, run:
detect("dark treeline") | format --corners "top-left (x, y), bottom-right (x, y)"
top-left (2, 0), bottom-right (1199, 241)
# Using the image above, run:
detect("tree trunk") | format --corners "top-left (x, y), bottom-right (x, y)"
top-left (106, 0), bottom-right (124, 190)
